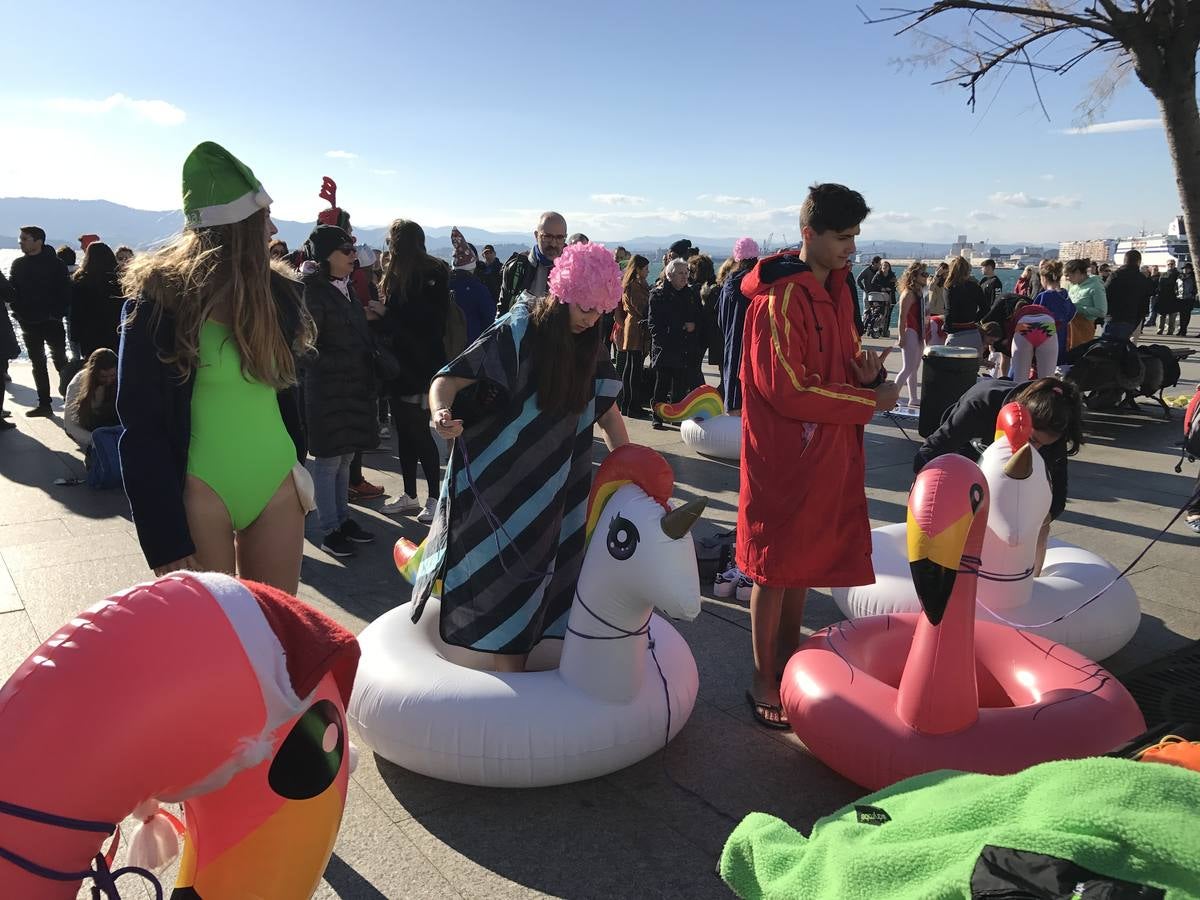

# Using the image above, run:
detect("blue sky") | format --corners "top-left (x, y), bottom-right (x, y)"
top-left (0, 0), bottom-right (1182, 245)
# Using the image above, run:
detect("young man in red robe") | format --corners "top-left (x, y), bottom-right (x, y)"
top-left (737, 183), bottom-right (899, 728)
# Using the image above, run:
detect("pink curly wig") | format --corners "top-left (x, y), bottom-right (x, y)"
top-left (547, 242), bottom-right (622, 313)
top-left (733, 237), bottom-right (759, 262)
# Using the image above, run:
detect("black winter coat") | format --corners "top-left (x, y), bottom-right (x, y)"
top-left (380, 261), bottom-right (450, 395)
top-left (8, 246), bottom-right (71, 325)
top-left (946, 279), bottom-right (989, 332)
top-left (69, 276), bottom-right (125, 358)
top-left (302, 274), bottom-right (379, 458)
top-left (1105, 265), bottom-right (1157, 325)
top-left (117, 275), bottom-right (307, 569)
top-left (1157, 269), bottom-right (1182, 314)
top-left (699, 281), bottom-right (723, 365)
top-left (648, 281), bottom-right (704, 369)
top-left (0, 270), bottom-right (18, 361)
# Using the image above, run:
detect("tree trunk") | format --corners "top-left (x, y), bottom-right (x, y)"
top-left (1156, 82), bottom-right (1200, 268)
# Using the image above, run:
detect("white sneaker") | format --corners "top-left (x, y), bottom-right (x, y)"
top-left (417, 498), bottom-right (438, 525)
top-left (382, 494), bottom-right (420, 515)
top-left (379, 425), bottom-right (391, 439)
top-left (734, 574), bottom-right (755, 603)
top-left (713, 565), bottom-right (742, 598)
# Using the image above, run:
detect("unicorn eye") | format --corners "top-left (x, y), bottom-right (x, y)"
top-left (607, 515), bottom-right (640, 561)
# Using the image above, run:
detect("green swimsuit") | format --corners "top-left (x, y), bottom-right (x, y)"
top-left (187, 319), bottom-right (296, 530)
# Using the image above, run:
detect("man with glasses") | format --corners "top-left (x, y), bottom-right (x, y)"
top-left (9, 225), bottom-right (71, 416)
top-left (497, 211), bottom-right (567, 315)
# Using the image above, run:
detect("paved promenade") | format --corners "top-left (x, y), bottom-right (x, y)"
top-left (1, 336), bottom-right (1197, 899)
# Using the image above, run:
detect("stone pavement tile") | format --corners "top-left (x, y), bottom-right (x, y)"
top-left (0, 609), bottom-right (40, 682)
top-left (60, 514), bottom-right (137, 538)
top-left (352, 745), bottom-right (509, 825)
top-left (0, 518), bottom-right (70, 549)
top-left (1, 530), bottom-right (140, 573)
top-left (1052, 522), bottom-right (1200, 578)
top-left (13, 553), bottom-right (153, 639)
top-left (0, 556), bottom-right (21, 613)
top-left (1125, 566), bottom-right (1200, 614)
top-left (605, 701), bottom-right (860, 859)
top-left (312, 781), bottom-right (463, 900)
top-left (396, 776), bottom-right (728, 900)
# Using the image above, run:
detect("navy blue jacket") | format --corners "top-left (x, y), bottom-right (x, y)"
top-left (449, 269), bottom-right (496, 346)
top-left (717, 268), bottom-right (752, 410)
top-left (117, 277), bottom-right (307, 569)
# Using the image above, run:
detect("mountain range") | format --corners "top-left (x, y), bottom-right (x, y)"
top-left (0, 197), bottom-right (1039, 261)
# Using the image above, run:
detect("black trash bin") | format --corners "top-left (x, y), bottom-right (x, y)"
top-left (918, 344), bottom-right (980, 437)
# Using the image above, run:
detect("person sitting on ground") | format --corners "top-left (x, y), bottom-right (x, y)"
top-left (69, 241), bottom-right (124, 361)
top-left (497, 211), bottom-right (568, 315)
top-left (418, 240), bottom-right (629, 673)
top-left (737, 183), bottom-right (898, 730)
top-left (915, 376), bottom-right (1083, 573)
top-left (118, 141), bottom-right (315, 593)
top-left (1065, 258), bottom-right (1107, 348)
top-left (300, 224), bottom-right (380, 558)
top-left (64, 347), bottom-right (120, 448)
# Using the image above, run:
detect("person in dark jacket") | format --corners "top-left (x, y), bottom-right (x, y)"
top-left (9, 225), bottom-right (71, 415)
top-left (915, 376), bottom-right (1083, 572)
top-left (301, 224), bottom-right (380, 558)
top-left (475, 244), bottom-right (503, 303)
top-left (978, 259), bottom-right (1004, 308)
top-left (870, 260), bottom-right (898, 334)
top-left (0, 269), bottom-right (19, 429)
top-left (691, 253), bottom-right (724, 392)
top-left (448, 228), bottom-right (495, 345)
top-left (69, 241), bottom-right (124, 359)
top-left (117, 140), bottom-right (315, 593)
top-left (497, 211), bottom-right (567, 314)
top-left (1103, 249), bottom-right (1156, 342)
top-left (648, 258), bottom-right (702, 427)
top-left (1179, 263), bottom-right (1196, 337)
top-left (717, 238), bottom-right (760, 411)
top-left (617, 255), bottom-right (651, 416)
top-left (855, 256), bottom-right (881, 299)
top-left (1156, 258), bottom-right (1182, 335)
top-left (376, 219), bottom-right (451, 524)
top-left (944, 256), bottom-right (989, 356)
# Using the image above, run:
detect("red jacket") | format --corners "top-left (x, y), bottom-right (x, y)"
top-left (736, 253), bottom-right (877, 588)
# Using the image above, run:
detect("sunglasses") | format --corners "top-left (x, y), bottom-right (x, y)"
top-left (337, 245), bottom-right (357, 255)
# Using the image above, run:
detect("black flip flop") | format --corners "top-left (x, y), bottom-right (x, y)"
top-left (746, 690), bottom-right (790, 730)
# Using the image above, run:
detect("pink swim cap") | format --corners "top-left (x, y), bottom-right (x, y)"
top-left (547, 242), bottom-right (622, 313)
top-left (733, 237), bottom-right (759, 262)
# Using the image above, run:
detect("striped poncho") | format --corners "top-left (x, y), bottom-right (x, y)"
top-left (412, 298), bottom-right (622, 654)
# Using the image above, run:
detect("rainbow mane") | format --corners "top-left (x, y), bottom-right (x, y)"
top-left (585, 445), bottom-right (674, 542)
top-left (654, 385), bottom-right (724, 423)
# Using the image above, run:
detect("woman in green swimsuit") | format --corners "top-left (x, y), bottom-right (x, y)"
top-left (117, 142), bottom-right (315, 593)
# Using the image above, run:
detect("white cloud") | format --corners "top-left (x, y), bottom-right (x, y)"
top-left (325, 150), bottom-right (358, 159)
top-left (370, 168), bottom-right (397, 176)
top-left (990, 191), bottom-right (1080, 209)
top-left (697, 194), bottom-right (767, 207)
top-left (590, 193), bottom-right (647, 206)
top-left (1059, 118), bottom-right (1160, 135)
top-left (930, 206), bottom-right (951, 214)
top-left (43, 93), bottom-right (185, 126)
top-left (969, 210), bottom-right (1003, 221)
top-left (873, 211), bottom-right (915, 224)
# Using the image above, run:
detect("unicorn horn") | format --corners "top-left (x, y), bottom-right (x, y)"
top-left (661, 498), bottom-right (707, 539)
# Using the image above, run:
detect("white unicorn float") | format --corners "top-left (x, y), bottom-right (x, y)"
top-left (833, 402), bottom-right (1140, 660)
top-left (349, 445), bottom-right (705, 787)
top-left (655, 385), bottom-right (741, 460)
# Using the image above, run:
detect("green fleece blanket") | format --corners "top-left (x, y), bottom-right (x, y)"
top-left (721, 757), bottom-right (1200, 899)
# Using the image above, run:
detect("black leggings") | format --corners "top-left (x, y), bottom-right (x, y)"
top-left (392, 396), bottom-right (441, 499)
top-left (620, 349), bottom-right (645, 413)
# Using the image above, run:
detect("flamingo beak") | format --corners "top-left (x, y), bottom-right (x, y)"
top-left (906, 491), bottom-right (981, 626)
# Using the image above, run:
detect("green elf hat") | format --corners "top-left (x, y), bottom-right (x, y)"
top-left (181, 141), bottom-right (273, 228)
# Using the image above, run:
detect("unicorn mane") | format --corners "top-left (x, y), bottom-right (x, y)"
top-left (585, 445), bottom-right (674, 542)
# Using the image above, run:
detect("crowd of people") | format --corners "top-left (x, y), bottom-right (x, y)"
top-left (2, 144), bottom-right (1198, 730)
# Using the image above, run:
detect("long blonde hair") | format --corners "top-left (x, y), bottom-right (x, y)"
top-left (898, 261), bottom-right (927, 295)
top-left (947, 255), bottom-right (971, 287)
top-left (121, 209), bottom-right (313, 388)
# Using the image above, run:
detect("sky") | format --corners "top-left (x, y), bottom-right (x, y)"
top-left (0, 0), bottom-right (1185, 246)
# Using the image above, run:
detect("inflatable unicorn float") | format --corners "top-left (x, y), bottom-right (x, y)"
top-left (350, 444), bottom-right (706, 788)
top-left (784, 453), bottom-right (1145, 791)
top-left (0, 573), bottom-right (359, 899)
top-left (655, 385), bottom-right (741, 460)
top-left (833, 402), bottom-right (1140, 660)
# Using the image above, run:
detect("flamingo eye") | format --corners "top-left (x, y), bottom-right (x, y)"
top-left (268, 699), bottom-right (344, 799)
top-left (607, 515), bottom-right (640, 561)
top-left (970, 483), bottom-right (984, 513)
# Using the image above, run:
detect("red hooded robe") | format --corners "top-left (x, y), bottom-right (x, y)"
top-left (736, 252), bottom-right (878, 588)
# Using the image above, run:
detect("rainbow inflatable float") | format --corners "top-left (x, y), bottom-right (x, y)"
top-left (0, 573), bottom-right (359, 899)
top-left (655, 385), bottom-right (740, 460)
top-left (783, 453), bottom-right (1144, 791)
top-left (351, 445), bottom-right (705, 787)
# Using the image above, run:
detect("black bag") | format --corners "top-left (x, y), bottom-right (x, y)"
top-left (372, 337), bottom-right (402, 382)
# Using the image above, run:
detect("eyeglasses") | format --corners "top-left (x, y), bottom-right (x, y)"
top-left (538, 232), bottom-right (567, 242)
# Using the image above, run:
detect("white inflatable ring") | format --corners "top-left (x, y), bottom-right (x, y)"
top-left (680, 413), bottom-right (741, 460)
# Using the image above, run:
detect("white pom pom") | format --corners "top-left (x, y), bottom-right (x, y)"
top-left (255, 190), bottom-right (271, 208)
top-left (127, 801), bottom-right (182, 872)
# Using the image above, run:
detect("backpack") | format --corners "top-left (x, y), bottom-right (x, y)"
top-left (1140, 343), bottom-right (1182, 390)
top-left (85, 425), bottom-right (124, 489)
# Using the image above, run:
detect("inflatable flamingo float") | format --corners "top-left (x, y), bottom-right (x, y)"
top-left (783, 453), bottom-right (1144, 791)
top-left (655, 385), bottom-right (741, 460)
top-left (834, 403), bottom-right (1140, 660)
top-left (0, 573), bottom-right (359, 899)
top-left (351, 444), bottom-right (705, 787)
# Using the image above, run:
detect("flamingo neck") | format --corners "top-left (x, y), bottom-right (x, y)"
top-left (896, 562), bottom-right (984, 736)
top-left (558, 584), bottom-right (649, 704)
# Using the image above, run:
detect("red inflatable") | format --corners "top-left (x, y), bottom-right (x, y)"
top-left (0, 573), bottom-right (359, 898)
